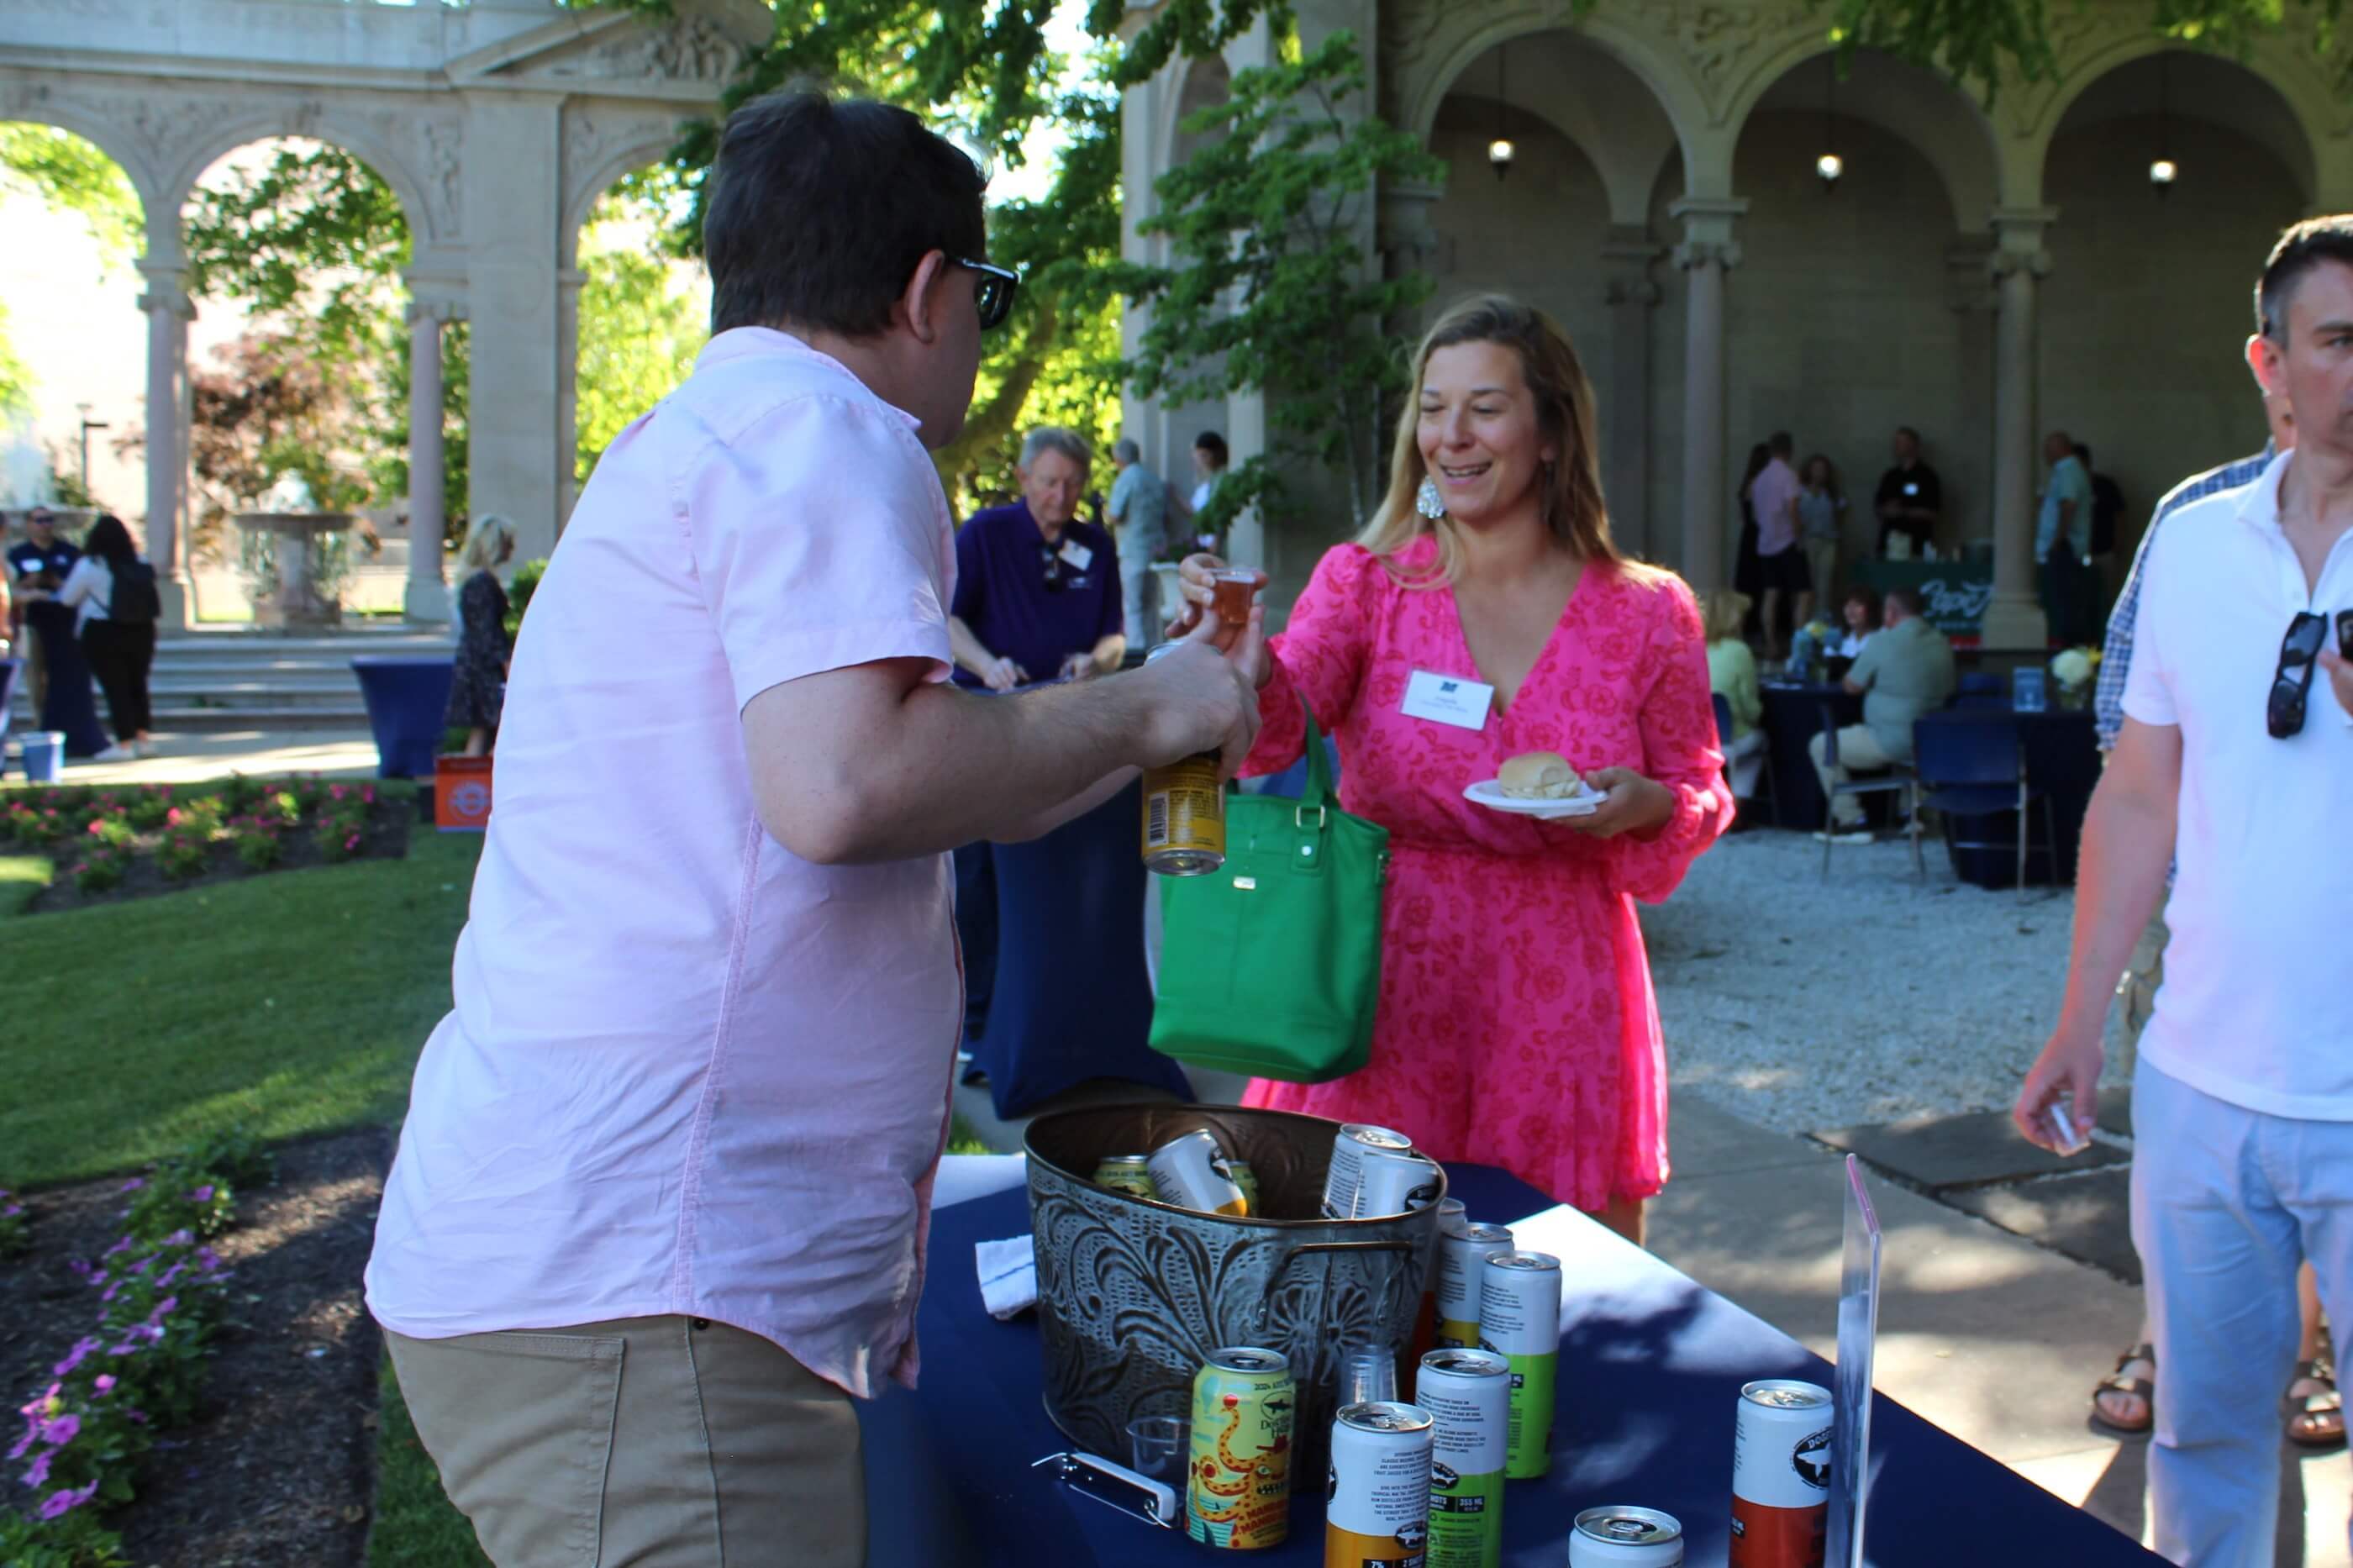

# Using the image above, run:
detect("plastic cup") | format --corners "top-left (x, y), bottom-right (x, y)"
top-left (1337, 1344), bottom-right (1398, 1408)
top-left (1126, 1413), bottom-right (1190, 1487)
top-left (1211, 569), bottom-right (1258, 627)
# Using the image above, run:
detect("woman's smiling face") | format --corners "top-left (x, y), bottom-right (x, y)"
top-left (1417, 339), bottom-right (1555, 528)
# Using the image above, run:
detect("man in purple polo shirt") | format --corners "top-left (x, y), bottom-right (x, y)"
top-left (948, 425), bottom-right (1126, 692)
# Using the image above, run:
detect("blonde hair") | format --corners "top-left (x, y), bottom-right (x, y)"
top-left (1356, 294), bottom-right (1639, 587)
top-left (459, 513), bottom-right (514, 575)
top-left (1699, 587), bottom-right (1751, 645)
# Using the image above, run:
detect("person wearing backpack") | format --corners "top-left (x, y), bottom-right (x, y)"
top-left (53, 513), bottom-right (157, 760)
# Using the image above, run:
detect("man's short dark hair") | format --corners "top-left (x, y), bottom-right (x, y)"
top-left (1768, 432), bottom-right (1794, 457)
top-left (1194, 431), bottom-right (1229, 464)
top-left (1895, 425), bottom-right (1920, 445)
top-left (2075, 443), bottom-right (2092, 465)
top-left (2255, 215), bottom-right (2353, 341)
top-left (1887, 587), bottom-right (1925, 619)
top-left (704, 91), bottom-right (987, 338)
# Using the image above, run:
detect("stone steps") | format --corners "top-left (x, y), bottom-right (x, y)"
top-left (9, 627), bottom-right (453, 733)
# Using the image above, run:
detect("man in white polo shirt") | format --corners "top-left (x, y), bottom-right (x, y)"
top-left (365, 92), bottom-right (1263, 1567)
top-left (2016, 215), bottom-right (2353, 1566)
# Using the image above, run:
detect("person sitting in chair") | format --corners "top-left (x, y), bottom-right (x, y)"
top-left (1808, 587), bottom-right (1954, 844)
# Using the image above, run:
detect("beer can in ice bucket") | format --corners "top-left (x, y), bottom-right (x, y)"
top-left (1477, 1251), bottom-right (1561, 1479)
top-left (1321, 1123), bottom-right (1413, 1219)
top-left (1324, 1402), bottom-right (1433, 1568)
top-left (1228, 1160), bottom-right (1261, 1213)
top-left (1150, 1130), bottom-right (1250, 1217)
top-left (1188, 1347), bottom-right (1295, 1549)
top-left (1569, 1507), bottom-right (1685, 1565)
top-left (1729, 1380), bottom-right (1830, 1568)
top-left (1351, 1148), bottom-right (1442, 1218)
top-left (1092, 1155), bottom-right (1159, 1199)
top-left (1416, 1349), bottom-right (1510, 1568)
top-left (1434, 1223), bottom-right (1513, 1350)
top-left (1408, 1199), bottom-right (1468, 1368)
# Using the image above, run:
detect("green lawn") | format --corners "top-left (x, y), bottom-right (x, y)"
top-left (2, 806), bottom-right (1007, 1565)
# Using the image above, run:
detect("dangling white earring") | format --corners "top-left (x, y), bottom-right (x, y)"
top-left (1415, 476), bottom-right (1446, 520)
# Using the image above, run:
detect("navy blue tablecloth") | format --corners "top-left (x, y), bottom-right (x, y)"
top-left (1758, 682), bottom-right (1862, 829)
top-left (350, 657), bottom-right (454, 780)
top-left (863, 1162), bottom-right (2160, 1567)
top-left (1915, 708), bottom-right (2099, 887)
top-left (29, 602), bottom-right (109, 758)
top-left (963, 778), bottom-right (1191, 1118)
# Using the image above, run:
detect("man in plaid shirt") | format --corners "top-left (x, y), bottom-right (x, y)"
top-left (2077, 385), bottom-right (2329, 1453)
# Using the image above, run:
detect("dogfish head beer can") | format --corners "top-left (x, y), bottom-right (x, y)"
top-left (1408, 1200), bottom-right (1468, 1369)
top-left (1729, 1380), bottom-right (1831, 1568)
top-left (1188, 1347), bottom-right (1295, 1548)
top-left (1324, 1402), bottom-right (1433, 1568)
top-left (1151, 1129), bottom-right (1250, 1218)
top-left (1092, 1155), bottom-right (1159, 1199)
top-left (1322, 1124), bottom-right (1413, 1219)
top-left (1434, 1223), bottom-right (1514, 1350)
top-left (1569, 1507), bottom-right (1686, 1566)
top-left (1415, 1349), bottom-right (1510, 1568)
top-left (1352, 1148), bottom-right (1443, 1218)
top-left (1477, 1251), bottom-right (1561, 1479)
top-left (1229, 1160), bottom-right (1261, 1213)
top-left (1140, 645), bottom-right (1226, 876)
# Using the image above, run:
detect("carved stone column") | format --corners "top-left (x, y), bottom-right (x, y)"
top-left (1983, 208), bottom-right (2056, 650)
top-left (1671, 197), bottom-right (1746, 588)
top-left (135, 256), bottom-right (195, 630)
top-left (404, 293), bottom-right (458, 624)
top-left (1602, 227), bottom-right (1664, 560)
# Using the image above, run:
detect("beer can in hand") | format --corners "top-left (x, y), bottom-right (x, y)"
top-left (1434, 1223), bottom-right (1514, 1350)
top-left (1150, 1130), bottom-right (1250, 1218)
top-left (1416, 1348), bottom-right (1510, 1568)
top-left (1324, 1402), bottom-right (1433, 1568)
top-left (1570, 1507), bottom-right (1686, 1565)
top-left (1351, 1148), bottom-right (1442, 1218)
top-left (1092, 1155), bottom-right (1159, 1199)
top-left (1477, 1251), bottom-right (1561, 1479)
top-left (1321, 1123), bottom-right (1413, 1219)
top-left (1188, 1347), bottom-right (1295, 1549)
top-left (1729, 1380), bottom-right (1830, 1568)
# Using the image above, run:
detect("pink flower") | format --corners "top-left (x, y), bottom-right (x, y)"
top-left (39, 1413), bottom-right (78, 1446)
top-left (345, 833), bottom-right (361, 851)
top-left (36, 1479), bottom-right (98, 1519)
top-left (148, 1296), bottom-right (178, 1324)
top-left (103, 1235), bottom-right (134, 1258)
top-left (92, 1375), bottom-right (115, 1395)
top-left (119, 1177), bottom-right (145, 1193)
top-left (86, 820), bottom-right (103, 835)
top-left (187, 1186), bottom-right (214, 1204)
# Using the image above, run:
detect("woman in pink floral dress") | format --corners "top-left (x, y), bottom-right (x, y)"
top-left (1176, 296), bottom-right (1731, 1239)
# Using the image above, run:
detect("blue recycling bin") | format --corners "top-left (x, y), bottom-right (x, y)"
top-left (350, 656), bottom-right (455, 780)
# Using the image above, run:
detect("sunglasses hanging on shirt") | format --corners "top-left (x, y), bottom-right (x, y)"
top-left (1037, 540), bottom-right (1066, 593)
top-left (2267, 611), bottom-right (2328, 739)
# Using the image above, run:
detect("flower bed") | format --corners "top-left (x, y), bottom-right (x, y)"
top-left (2, 1131), bottom-right (274, 1565)
top-left (0, 777), bottom-right (410, 916)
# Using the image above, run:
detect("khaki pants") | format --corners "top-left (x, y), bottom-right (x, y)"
top-left (386, 1315), bottom-right (865, 1568)
top-left (1807, 723), bottom-right (1895, 827)
top-left (1803, 538), bottom-right (1838, 605)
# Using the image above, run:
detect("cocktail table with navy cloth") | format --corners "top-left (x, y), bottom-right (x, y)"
top-left (350, 656), bottom-right (455, 780)
top-left (859, 1160), bottom-right (2161, 1567)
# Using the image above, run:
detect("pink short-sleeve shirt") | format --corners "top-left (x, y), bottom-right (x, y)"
top-left (366, 329), bottom-right (963, 1397)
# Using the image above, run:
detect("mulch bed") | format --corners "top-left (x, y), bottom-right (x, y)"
top-left (19, 799), bottom-right (414, 918)
top-left (2, 1130), bottom-right (391, 1565)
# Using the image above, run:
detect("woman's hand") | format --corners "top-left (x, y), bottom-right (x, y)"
top-left (1560, 767), bottom-right (1675, 839)
top-left (1165, 553), bottom-right (1226, 639)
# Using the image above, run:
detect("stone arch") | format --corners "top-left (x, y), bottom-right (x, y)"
top-left (166, 111), bottom-right (432, 261)
top-left (561, 134), bottom-right (682, 271)
top-left (2026, 44), bottom-right (2319, 208)
top-left (1427, 31), bottom-right (1680, 226)
top-left (1167, 54), bottom-right (1232, 170)
top-left (0, 100), bottom-right (159, 240)
top-left (1723, 45), bottom-right (2001, 231)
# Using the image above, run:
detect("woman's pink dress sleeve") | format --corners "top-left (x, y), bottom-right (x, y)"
top-left (1610, 579), bottom-right (1735, 902)
top-left (1243, 545), bottom-right (1377, 777)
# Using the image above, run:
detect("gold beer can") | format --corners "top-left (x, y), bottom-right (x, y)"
top-left (1092, 1155), bottom-right (1159, 1199)
top-left (1189, 1347), bottom-right (1295, 1549)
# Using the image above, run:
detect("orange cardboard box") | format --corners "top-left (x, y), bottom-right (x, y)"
top-left (434, 755), bottom-right (493, 833)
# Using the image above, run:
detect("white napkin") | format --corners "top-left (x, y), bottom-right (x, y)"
top-left (976, 1235), bottom-right (1037, 1319)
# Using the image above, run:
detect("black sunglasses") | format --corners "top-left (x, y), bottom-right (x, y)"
top-left (956, 258), bottom-right (1021, 331)
top-left (2268, 611), bottom-right (2328, 739)
top-left (1036, 540), bottom-right (1066, 593)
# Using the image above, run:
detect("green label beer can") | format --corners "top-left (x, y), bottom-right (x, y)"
top-left (1415, 1348), bottom-right (1511, 1568)
top-left (1477, 1250), bottom-right (1561, 1480)
top-left (1091, 1155), bottom-right (1160, 1199)
top-left (1433, 1223), bottom-right (1514, 1350)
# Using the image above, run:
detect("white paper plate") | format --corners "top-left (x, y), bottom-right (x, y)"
top-left (1462, 779), bottom-right (1604, 818)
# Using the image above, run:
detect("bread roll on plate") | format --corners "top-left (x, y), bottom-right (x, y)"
top-left (1497, 750), bottom-right (1579, 800)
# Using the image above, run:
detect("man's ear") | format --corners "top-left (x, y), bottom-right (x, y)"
top-left (2246, 332), bottom-right (2284, 398)
top-left (902, 250), bottom-right (952, 345)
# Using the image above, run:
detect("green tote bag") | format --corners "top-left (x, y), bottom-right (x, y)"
top-left (1147, 701), bottom-right (1389, 1082)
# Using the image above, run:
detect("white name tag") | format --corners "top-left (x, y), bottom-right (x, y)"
top-left (1903, 482), bottom-right (1919, 497)
top-left (1058, 540), bottom-right (1093, 570)
top-left (1402, 669), bottom-right (1493, 731)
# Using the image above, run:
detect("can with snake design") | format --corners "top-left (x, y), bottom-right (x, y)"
top-left (1188, 1347), bottom-right (1295, 1548)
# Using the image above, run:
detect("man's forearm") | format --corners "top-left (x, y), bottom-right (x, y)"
top-left (2054, 774), bottom-right (2177, 1043)
top-left (996, 766), bottom-right (1142, 844)
top-left (947, 615), bottom-right (998, 679)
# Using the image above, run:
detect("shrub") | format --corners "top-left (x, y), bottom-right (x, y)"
top-left (69, 853), bottom-right (127, 894)
top-left (232, 824), bottom-right (281, 872)
top-left (154, 836), bottom-right (208, 882)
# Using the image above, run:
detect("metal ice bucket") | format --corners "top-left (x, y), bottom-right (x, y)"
top-left (1024, 1102), bottom-right (1445, 1475)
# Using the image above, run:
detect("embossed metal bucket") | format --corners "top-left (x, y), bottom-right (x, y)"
top-left (1024, 1102), bottom-right (1446, 1476)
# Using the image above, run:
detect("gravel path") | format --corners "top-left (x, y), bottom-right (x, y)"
top-left (1642, 829), bottom-right (2121, 1134)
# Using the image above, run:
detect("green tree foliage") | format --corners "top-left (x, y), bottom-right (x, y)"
top-left (0, 124), bottom-right (143, 415)
top-left (1115, 34), bottom-right (1440, 529)
top-left (574, 194), bottom-right (707, 487)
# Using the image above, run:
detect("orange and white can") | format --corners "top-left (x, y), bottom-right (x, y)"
top-left (1729, 1379), bottom-right (1831, 1568)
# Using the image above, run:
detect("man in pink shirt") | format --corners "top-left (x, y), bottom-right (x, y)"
top-left (1749, 431), bottom-right (1806, 656)
top-left (365, 91), bottom-right (1263, 1567)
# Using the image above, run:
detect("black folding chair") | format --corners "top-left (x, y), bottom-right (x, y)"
top-left (1912, 713), bottom-right (2058, 898)
top-left (1816, 702), bottom-right (1923, 883)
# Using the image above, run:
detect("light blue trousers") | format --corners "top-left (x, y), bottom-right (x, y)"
top-left (2134, 1061), bottom-right (2353, 1566)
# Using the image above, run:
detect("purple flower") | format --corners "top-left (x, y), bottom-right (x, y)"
top-left (124, 1408), bottom-right (147, 1425)
top-left (155, 1262), bottom-right (184, 1290)
top-left (39, 1413), bottom-right (78, 1446)
top-left (99, 1282), bottom-right (121, 1303)
top-left (23, 1449), bottom-right (53, 1487)
top-left (187, 1186), bottom-right (214, 1204)
top-left (107, 1341), bottom-right (139, 1356)
top-left (36, 1479), bottom-right (98, 1519)
top-left (195, 1247), bottom-right (221, 1271)
top-left (148, 1296), bottom-right (179, 1324)
top-left (52, 1337), bottom-right (101, 1377)
top-left (119, 1177), bottom-right (145, 1192)
top-left (92, 1375), bottom-right (115, 1395)
top-left (103, 1235), bottom-right (134, 1259)
top-left (6, 1423), bottom-right (33, 1462)
top-left (3, 1204), bottom-right (21, 1218)
top-left (87, 1270), bottom-right (108, 1287)
top-left (66, 1259), bottom-right (92, 1280)
top-left (162, 1229), bottom-right (192, 1248)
